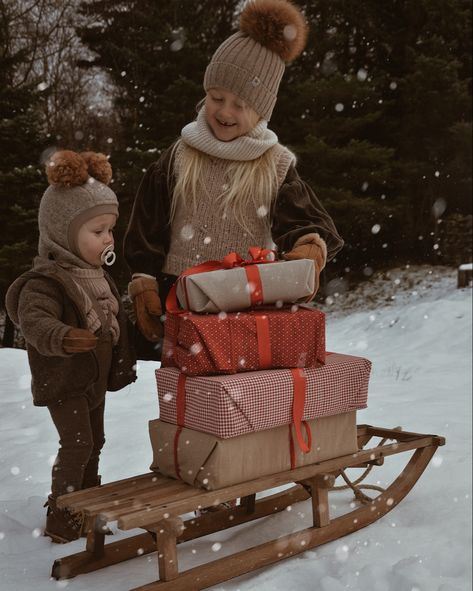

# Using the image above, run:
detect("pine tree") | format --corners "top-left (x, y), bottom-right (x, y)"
top-left (274, 0), bottom-right (471, 269)
top-left (0, 17), bottom-right (45, 307)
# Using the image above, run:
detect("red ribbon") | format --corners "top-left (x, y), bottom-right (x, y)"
top-left (290, 368), bottom-right (312, 458)
top-left (254, 313), bottom-right (272, 369)
top-left (173, 373), bottom-right (188, 479)
top-left (166, 247), bottom-right (276, 313)
top-left (173, 366), bottom-right (312, 475)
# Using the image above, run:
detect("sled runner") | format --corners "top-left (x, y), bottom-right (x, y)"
top-left (51, 424), bottom-right (444, 590)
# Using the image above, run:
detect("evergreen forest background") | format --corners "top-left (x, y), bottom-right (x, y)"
top-left (1, 0), bottom-right (471, 324)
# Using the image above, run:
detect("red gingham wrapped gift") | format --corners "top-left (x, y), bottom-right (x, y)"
top-left (161, 306), bottom-right (325, 376)
top-left (156, 352), bottom-right (371, 439)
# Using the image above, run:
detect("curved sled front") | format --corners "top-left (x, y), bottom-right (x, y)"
top-left (52, 425), bottom-right (445, 590)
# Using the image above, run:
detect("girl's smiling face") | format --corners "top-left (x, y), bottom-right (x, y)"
top-left (76, 213), bottom-right (116, 267)
top-left (205, 88), bottom-right (260, 141)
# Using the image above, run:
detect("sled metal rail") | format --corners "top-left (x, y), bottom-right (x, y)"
top-left (52, 424), bottom-right (445, 590)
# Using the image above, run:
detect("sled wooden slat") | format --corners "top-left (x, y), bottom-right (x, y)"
top-left (52, 424), bottom-right (445, 589)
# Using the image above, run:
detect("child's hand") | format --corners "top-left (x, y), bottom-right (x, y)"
top-left (128, 277), bottom-right (163, 342)
top-left (284, 233), bottom-right (327, 271)
top-left (63, 328), bottom-right (98, 353)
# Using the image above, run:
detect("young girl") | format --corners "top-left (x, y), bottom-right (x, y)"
top-left (6, 150), bottom-right (136, 543)
top-left (124, 0), bottom-right (343, 355)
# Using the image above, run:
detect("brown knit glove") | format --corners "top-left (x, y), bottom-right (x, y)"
top-left (284, 233), bottom-right (328, 299)
top-left (128, 276), bottom-right (163, 342)
top-left (284, 233), bottom-right (327, 269)
top-left (63, 328), bottom-right (98, 353)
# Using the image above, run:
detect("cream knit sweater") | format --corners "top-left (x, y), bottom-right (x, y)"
top-left (163, 142), bottom-right (295, 276)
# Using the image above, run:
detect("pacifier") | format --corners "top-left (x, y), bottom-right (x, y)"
top-left (101, 244), bottom-right (116, 266)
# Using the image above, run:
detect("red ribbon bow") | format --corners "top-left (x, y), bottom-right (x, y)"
top-left (221, 247), bottom-right (275, 268)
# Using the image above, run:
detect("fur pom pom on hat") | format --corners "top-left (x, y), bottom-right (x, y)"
top-left (39, 150), bottom-right (118, 267)
top-left (204, 0), bottom-right (308, 121)
top-left (46, 150), bottom-right (113, 187)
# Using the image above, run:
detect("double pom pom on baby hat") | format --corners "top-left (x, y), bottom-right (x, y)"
top-left (46, 150), bottom-right (112, 187)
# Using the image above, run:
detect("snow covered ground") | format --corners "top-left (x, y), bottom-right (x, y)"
top-left (0, 265), bottom-right (471, 590)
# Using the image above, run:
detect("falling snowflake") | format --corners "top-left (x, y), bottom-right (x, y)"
top-left (335, 103), bottom-right (344, 112)
top-left (432, 198), bottom-right (447, 218)
top-left (190, 343), bottom-right (203, 356)
top-left (432, 455), bottom-right (443, 467)
top-left (245, 282), bottom-right (256, 295)
top-left (335, 544), bottom-right (350, 561)
top-left (256, 205), bottom-right (268, 218)
top-left (357, 68), bottom-right (368, 81)
top-left (180, 224), bottom-right (195, 241)
top-left (283, 24), bottom-right (297, 40)
top-left (170, 39), bottom-right (184, 51)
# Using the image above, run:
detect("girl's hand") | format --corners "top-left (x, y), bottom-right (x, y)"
top-left (284, 233), bottom-right (327, 270)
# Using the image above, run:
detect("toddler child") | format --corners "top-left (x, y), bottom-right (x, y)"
top-left (6, 150), bottom-right (136, 542)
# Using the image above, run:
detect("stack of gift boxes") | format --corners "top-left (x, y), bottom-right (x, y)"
top-left (149, 251), bottom-right (372, 491)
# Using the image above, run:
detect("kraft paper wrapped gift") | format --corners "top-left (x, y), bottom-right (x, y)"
top-left (162, 305), bottom-right (325, 376)
top-left (156, 352), bottom-right (371, 439)
top-left (175, 258), bottom-right (315, 313)
top-left (149, 411), bottom-right (358, 490)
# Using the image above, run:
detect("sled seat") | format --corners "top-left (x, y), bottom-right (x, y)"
top-left (52, 425), bottom-right (444, 591)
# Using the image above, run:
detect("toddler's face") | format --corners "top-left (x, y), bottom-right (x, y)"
top-left (76, 213), bottom-right (116, 267)
top-left (205, 88), bottom-right (259, 142)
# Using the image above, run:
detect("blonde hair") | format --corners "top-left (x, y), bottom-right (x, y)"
top-left (169, 141), bottom-right (278, 237)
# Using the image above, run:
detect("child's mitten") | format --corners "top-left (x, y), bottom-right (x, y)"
top-left (128, 276), bottom-right (163, 342)
top-left (63, 328), bottom-right (98, 353)
top-left (284, 233), bottom-right (327, 270)
top-left (284, 233), bottom-right (327, 299)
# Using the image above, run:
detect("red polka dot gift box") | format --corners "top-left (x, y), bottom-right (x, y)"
top-left (161, 305), bottom-right (325, 376)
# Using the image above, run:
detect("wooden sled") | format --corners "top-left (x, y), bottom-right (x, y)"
top-left (51, 424), bottom-right (444, 590)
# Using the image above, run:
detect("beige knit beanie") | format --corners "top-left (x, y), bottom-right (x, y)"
top-left (204, 0), bottom-right (308, 121)
top-left (38, 150), bottom-right (118, 267)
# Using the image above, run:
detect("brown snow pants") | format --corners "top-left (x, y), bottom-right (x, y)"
top-left (47, 333), bottom-right (112, 498)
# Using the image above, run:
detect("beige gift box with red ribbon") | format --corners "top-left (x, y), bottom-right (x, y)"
top-left (149, 411), bottom-right (357, 490)
top-left (169, 249), bottom-right (316, 314)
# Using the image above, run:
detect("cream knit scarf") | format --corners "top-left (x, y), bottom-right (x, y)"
top-left (181, 105), bottom-right (278, 161)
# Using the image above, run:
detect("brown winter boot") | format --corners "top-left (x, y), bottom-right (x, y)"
top-left (44, 495), bottom-right (83, 543)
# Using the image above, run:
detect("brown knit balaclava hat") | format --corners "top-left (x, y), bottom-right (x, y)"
top-left (38, 150), bottom-right (118, 268)
top-left (204, 0), bottom-right (308, 121)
